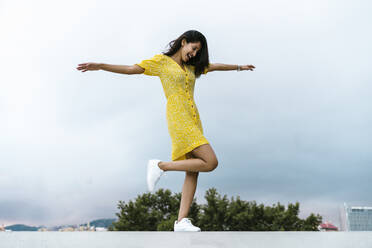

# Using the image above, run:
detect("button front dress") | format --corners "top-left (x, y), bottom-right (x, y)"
top-left (136, 54), bottom-right (209, 161)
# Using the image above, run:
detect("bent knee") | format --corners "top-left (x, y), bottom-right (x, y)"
top-left (206, 158), bottom-right (218, 172)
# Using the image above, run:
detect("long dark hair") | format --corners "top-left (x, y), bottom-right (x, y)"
top-left (163, 30), bottom-right (209, 78)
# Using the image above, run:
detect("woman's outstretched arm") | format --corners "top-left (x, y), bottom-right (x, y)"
top-left (208, 63), bottom-right (255, 72)
top-left (76, 63), bottom-right (145, 75)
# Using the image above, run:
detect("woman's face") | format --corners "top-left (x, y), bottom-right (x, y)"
top-left (181, 39), bottom-right (201, 63)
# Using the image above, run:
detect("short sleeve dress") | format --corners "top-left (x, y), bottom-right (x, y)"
top-left (136, 54), bottom-right (209, 161)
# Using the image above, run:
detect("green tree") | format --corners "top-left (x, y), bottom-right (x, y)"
top-left (198, 188), bottom-right (230, 230)
top-left (199, 188), bottom-right (322, 231)
top-left (111, 187), bottom-right (322, 231)
top-left (111, 188), bottom-right (200, 231)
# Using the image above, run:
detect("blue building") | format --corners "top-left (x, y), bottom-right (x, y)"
top-left (340, 203), bottom-right (372, 231)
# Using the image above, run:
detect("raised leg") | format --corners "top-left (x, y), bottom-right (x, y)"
top-left (158, 144), bottom-right (218, 172)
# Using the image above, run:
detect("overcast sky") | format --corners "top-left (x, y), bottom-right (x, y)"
top-left (1, 0), bottom-right (371, 228)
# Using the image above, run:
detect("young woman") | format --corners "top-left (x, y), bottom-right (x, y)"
top-left (77, 30), bottom-right (255, 232)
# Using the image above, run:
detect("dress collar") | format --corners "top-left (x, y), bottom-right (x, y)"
top-left (163, 54), bottom-right (187, 73)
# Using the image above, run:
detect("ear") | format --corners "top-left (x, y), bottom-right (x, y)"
top-left (181, 38), bottom-right (187, 47)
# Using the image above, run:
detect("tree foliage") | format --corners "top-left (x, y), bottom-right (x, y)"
top-left (110, 188), bottom-right (322, 231)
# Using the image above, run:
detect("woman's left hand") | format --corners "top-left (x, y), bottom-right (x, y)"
top-left (241, 65), bottom-right (255, 71)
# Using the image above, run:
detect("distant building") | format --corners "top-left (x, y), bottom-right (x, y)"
top-left (340, 203), bottom-right (372, 231)
top-left (58, 222), bottom-right (98, 232)
top-left (59, 227), bottom-right (75, 232)
top-left (318, 221), bottom-right (338, 231)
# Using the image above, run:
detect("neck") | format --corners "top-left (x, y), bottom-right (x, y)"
top-left (171, 51), bottom-right (183, 65)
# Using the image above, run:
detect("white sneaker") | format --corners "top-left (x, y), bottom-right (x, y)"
top-left (174, 218), bottom-right (201, 232)
top-left (147, 159), bottom-right (165, 192)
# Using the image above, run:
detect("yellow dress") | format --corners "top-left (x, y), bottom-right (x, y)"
top-left (136, 54), bottom-right (209, 161)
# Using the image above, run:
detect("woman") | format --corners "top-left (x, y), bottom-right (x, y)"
top-left (77, 30), bottom-right (255, 232)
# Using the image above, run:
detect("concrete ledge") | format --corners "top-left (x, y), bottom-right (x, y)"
top-left (1, 231), bottom-right (372, 248)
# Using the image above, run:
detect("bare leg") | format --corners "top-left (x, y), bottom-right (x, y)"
top-left (178, 153), bottom-right (199, 221)
top-left (159, 144), bottom-right (218, 173)
top-left (173, 144), bottom-right (219, 221)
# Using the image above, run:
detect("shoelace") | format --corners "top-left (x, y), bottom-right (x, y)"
top-left (183, 218), bottom-right (191, 224)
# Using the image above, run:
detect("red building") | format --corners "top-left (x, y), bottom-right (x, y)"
top-left (318, 221), bottom-right (338, 231)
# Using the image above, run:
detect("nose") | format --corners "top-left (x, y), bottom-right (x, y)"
top-left (192, 51), bottom-right (197, 57)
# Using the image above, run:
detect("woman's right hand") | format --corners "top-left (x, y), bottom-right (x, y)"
top-left (76, 62), bottom-right (102, 72)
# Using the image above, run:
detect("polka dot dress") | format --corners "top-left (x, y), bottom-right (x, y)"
top-left (136, 54), bottom-right (209, 161)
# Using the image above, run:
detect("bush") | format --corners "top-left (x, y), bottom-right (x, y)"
top-left (111, 188), bottom-right (322, 231)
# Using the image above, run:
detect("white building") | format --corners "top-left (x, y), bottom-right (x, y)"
top-left (340, 203), bottom-right (372, 231)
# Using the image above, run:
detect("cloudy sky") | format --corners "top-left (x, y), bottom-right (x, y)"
top-left (1, 0), bottom-right (371, 228)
